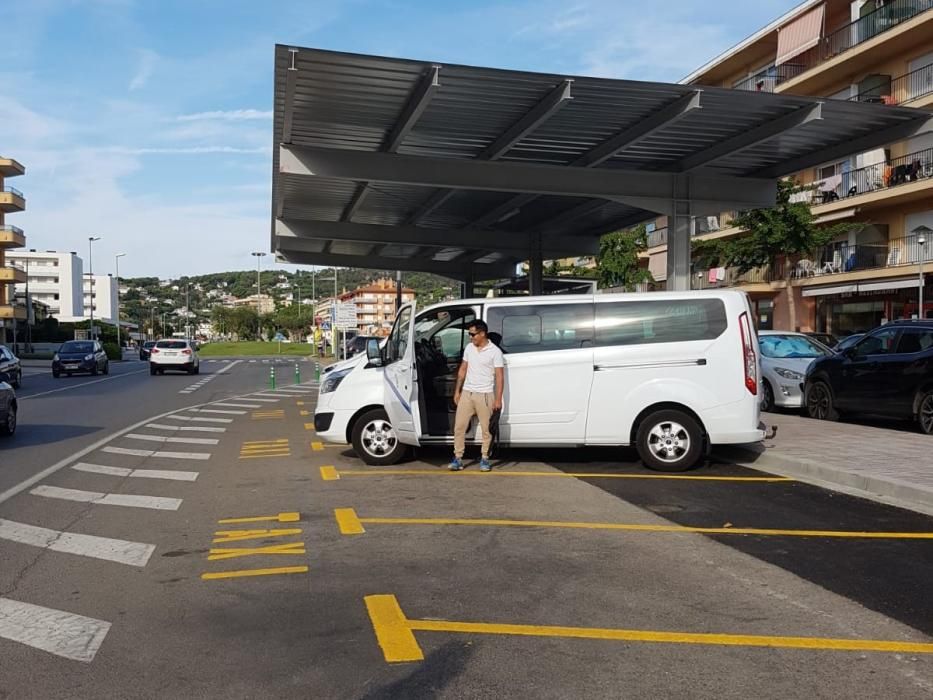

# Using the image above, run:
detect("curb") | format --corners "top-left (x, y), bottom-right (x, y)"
top-left (714, 444), bottom-right (933, 518)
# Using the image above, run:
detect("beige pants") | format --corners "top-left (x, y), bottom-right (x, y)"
top-left (454, 391), bottom-right (493, 458)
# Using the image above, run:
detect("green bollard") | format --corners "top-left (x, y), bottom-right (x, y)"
top-left (269, 365), bottom-right (276, 390)
top-left (315, 363), bottom-right (321, 381)
top-left (294, 363), bottom-right (300, 385)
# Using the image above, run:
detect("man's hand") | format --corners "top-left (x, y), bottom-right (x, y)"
top-left (453, 391), bottom-right (461, 406)
top-left (493, 398), bottom-right (503, 411)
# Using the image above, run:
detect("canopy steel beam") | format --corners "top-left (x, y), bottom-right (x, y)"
top-left (468, 90), bottom-right (701, 228)
top-left (673, 103), bottom-right (823, 173)
top-left (756, 115), bottom-right (933, 179)
top-left (280, 145), bottom-right (777, 210)
top-left (343, 65), bottom-right (441, 222)
top-left (281, 49), bottom-right (299, 145)
top-left (276, 218), bottom-right (596, 256)
top-left (405, 79), bottom-right (573, 224)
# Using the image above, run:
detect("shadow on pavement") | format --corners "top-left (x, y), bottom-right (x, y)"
top-left (0, 424), bottom-right (101, 449)
top-left (361, 641), bottom-right (475, 700)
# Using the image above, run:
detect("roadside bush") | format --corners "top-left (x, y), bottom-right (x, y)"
top-left (103, 342), bottom-right (122, 361)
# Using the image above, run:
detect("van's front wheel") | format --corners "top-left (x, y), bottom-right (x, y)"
top-left (352, 409), bottom-right (406, 466)
top-left (635, 410), bottom-right (703, 472)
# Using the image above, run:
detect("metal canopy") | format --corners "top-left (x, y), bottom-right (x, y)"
top-left (272, 45), bottom-right (932, 283)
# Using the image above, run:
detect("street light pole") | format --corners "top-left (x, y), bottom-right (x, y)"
top-left (251, 252), bottom-right (267, 341)
top-left (185, 283), bottom-right (191, 339)
top-left (115, 253), bottom-right (126, 352)
top-left (88, 236), bottom-right (101, 340)
top-left (914, 226), bottom-right (933, 320)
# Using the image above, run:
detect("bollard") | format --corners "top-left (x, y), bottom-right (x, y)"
top-left (269, 365), bottom-right (276, 390)
top-left (315, 363), bottom-right (321, 381)
top-left (294, 362), bottom-right (300, 385)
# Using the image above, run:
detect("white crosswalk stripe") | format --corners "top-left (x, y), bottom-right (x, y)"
top-left (187, 408), bottom-right (245, 415)
top-left (244, 397), bottom-right (279, 403)
top-left (0, 519), bottom-right (155, 567)
top-left (145, 423), bottom-right (225, 433)
top-left (30, 485), bottom-right (182, 511)
top-left (72, 462), bottom-right (199, 481)
top-left (0, 598), bottom-right (111, 663)
top-left (211, 402), bottom-right (262, 409)
top-left (102, 446), bottom-right (211, 460)
top-left (164, 414), bottom-right (232, 424)
top-left (124, 433), bottom-right (219, 445)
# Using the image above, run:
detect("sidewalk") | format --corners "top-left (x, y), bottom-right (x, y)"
top-left (715, 413), bottom-right (933, 517)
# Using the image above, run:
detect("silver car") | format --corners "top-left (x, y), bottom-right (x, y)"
top-left (758, 331), bottom-right (832, 411)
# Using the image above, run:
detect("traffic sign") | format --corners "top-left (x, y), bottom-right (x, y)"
top-left (335, 302), bottom-right (358, 328)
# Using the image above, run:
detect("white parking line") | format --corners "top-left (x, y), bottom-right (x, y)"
top-left (187, 409), bottom-right (245, 415)
top-left (0, 598), bottom-right (111, 663)
top-left (18, 369), bottom-right (150, 401)
top-left (244, 397), bottom-right (279, 403)
top-left (102, 447), bottom-right (211, 460)
top-left (71, 462), bottom-right (199, 482)
top-left (145, 423), bottom-right (225, 433)
top-left (256, 393), bottom-right (300, 399)
top-left (124, 433), bottom-right (219, 445)
top-left (212, 402), bottom-right (262, 409)
top-left (30, 485), bottom-right (182, 511)
top-left (164, 414), bottom-right (232, 424)
top-left (0, 519), bottom-right (155, 567)
top-left (216, 360), bottom-right (242, 374)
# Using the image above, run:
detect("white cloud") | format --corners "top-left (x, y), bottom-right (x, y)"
top-left (129, 48), bottom-right (158, 91)
top-left (176, 109), bottom-right (273, 122)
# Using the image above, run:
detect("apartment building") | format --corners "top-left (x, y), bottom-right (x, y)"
top-left (225, 293), bottom-right (275, 315)
top-left (341, 278), bottom-right (415, 335)
top-left (6, 250), bottom-right (84, 320)
top-left (81, 274), bottom-right (119, 324)
top-left (645, 0), bottom-right (933, 335)
top-left (0, 157), bottom-right (27, 339)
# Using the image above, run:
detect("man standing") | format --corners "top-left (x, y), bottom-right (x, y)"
top-left (450, 320), bottom-right (504, 472)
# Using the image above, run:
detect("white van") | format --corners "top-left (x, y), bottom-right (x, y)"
top-left (313, 290), bottom-right (764, 472)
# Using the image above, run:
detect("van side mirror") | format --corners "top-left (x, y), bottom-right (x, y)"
top-left (366, 338), bottom-right (382, 365)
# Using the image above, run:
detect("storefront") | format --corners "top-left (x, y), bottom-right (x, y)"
top-left (811, 277), bottom-right (931, 335)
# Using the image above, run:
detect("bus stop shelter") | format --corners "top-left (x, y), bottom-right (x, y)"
top-left (271, 45), bottom-right (932, 295)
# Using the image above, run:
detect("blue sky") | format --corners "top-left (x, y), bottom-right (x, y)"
top-left (3, 0), bottom-right (801, 279)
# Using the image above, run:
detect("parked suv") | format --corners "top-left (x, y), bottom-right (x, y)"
top-left (804, 320), bottom-right (933, 433)
top-left (149, 339), bottom-right (200, 375)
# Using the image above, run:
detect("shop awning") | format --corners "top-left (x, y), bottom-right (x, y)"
top-left (858, 277), bottom-right (920, 293)
top-left (802, 283), bottom-right (858, 297)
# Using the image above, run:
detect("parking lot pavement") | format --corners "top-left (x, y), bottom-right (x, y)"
top-left (717, 412), bottom-right (933, 516)
top-left (2, 384), bottom-right (932, 698)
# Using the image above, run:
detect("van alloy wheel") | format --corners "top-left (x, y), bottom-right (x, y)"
top-left (646, 421), bottom-right (690, 464)
top-left (360, 418), bottom-right (398, 459)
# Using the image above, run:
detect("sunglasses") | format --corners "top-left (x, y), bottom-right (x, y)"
top-left (468, 331), bottom-right (482, 337)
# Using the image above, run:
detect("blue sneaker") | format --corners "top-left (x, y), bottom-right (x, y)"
top-left (448, 457), bottom-right (464, 471)
top-left (479, 458), bottom-right (492, 472)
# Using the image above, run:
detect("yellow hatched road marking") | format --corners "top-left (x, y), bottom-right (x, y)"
top-left (304, 422), bottom-right (315, 430)
top-left (208, 541), bottom-right (306, 560)
top-left (296, 401), bottom-right (305, 406)
top-left (335, 508), bottom-right (365, 534)
top-left (202, 565), bottom-right (309, 580)
top-left (327, 468), bottom-right (792, 483)
top-left (301, 411), bottom-right (310, 416)
top-left (339, 509), bottom-right (933, 540)
top-left (311, 441), bottom-right (324, 451)
top-left (320, 466), bottom-right (339, 481)
top-left (364, 594), bottom-right (933, 664)
top-left (239, 452), bottom-right (291, 459)
top-left (242, 439), bottom-right (289, 445)
top-left (218, 512), bottom-right (300, 524)
top-left (212, 528), bottom-right (303, 543)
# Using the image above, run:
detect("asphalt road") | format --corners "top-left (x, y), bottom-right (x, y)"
top-left (0, 365), bottom-right (931, 699)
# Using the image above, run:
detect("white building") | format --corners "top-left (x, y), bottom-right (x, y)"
top-left (6, 250), bottom-right (83, 319)
top-left (82, 274), bottom-right (118, 324)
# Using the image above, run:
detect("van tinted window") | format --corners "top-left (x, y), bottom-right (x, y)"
top-left (487, 304), bottom-right (593, 354)
top-left (595, 299), bottom-right (727, 346)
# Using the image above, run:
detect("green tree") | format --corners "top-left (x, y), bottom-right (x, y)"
top-left (226, 307), bottom-right (258, 340)
top-left (595, 225), bottom-right (654, 291)
top-left (693, 179), bottom-right (859, 331)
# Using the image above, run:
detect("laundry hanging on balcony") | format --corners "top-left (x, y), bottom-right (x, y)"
top-left (775, 4), bottom-right (825, 66)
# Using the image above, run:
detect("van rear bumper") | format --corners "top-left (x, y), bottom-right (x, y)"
top-left (707, 427), bottom-right (766, 444)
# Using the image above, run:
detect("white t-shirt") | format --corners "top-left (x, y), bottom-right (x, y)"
top-left (462, 341), bottom-right (505, 393)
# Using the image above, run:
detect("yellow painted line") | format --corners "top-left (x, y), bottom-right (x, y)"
top-left (242, 439), bottom-right (289, 445)
top-left (311, 441), bottom-right (324, 451)
top-left (301, 411), bottom-right (310, 417)
top-left (331, 468), bottom-right (792, 483)
top-left (208, 542), bottom-right (306, 560)
top-left (335, 508), bottom-right (366, 535)
top-left (213, 528), bottom-right (303, 543)
top-left (239, 452), bottom-right (291, 459)
top-left (353, 515), bottom-right (933, 540)
top-left (202, 565), bottom-right (309, 581)
top-left (240, 445), bottom-right (290, 451)
top-left (365, 595), bottom-right (424, 663)
top-left (218, 512), bottom-right (300, 524)
top-left (320, 466), bottom-right (340, 481)
top-left (365, 594), bottom-right (933, 663)
top-left (296, 401), bottom-right (305, 406)
top-left (304, 422), bottom-right (315, 430)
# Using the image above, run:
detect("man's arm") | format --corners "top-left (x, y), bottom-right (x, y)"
top-left (493, 366), bottom-right (504, 410)
top-left (453, 361), bottom-right (468, 405)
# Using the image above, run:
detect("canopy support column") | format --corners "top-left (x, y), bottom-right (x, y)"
top-left (529, 233), bottom-right (543, 295)
top-left (667, 189), bottom-right (693, 292)
top-left (461, 268), bottom-right (475, 299)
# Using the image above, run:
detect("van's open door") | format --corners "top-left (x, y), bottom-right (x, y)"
top-left (382, 302), bottom-right (421, 446)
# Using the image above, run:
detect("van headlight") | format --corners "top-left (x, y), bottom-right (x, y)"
top-left (321, 368), bottom-right (351, 394)
top-left (774, 367), bottom-right (804, 380)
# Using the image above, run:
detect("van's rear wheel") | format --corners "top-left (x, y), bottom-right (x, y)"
top-left (351, 409), bottom-right (406, 466)
top-left (635, 410), bottom-right (703, 472)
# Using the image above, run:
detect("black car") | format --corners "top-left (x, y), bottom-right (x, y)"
top-left (52, 340), bottom-right (109, 378)
top-left (0, 369), bottom-right (16, 437)
top-left (0, 345), bottom-right (22, 388)
top-left (804, 321), bottom-right (933, 433)
top-left (139, 340), bottom-right (157, 361)
top-left (833, 333), bottom-right (864, 353)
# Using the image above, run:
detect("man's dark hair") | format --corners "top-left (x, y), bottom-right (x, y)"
top-left (469, 320), bottom-right (489, 334)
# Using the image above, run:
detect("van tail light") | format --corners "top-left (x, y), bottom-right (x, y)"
top-left (151, 348), bottom-right (160, 354)
top-left (181, 348), bottom-right (192, 355)
top-left (738, 312), bottom-right (757, 396)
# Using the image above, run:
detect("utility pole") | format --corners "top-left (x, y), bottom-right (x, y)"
top-left (252, 252), bottom-right (266, 340)
top-left (185, 282), bottom-right (191, 339)
top-left (24, 257), bottom-right (31, 352)
top-left (88, 236), bottom-right (101, 340)
top-left (115, 253), bottom-right (126, 352)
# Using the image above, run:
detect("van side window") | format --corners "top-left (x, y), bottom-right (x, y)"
top-left (385, 306), bottom-right (412, 364)
top-left (595, 299), bottom-right (727, 346)
top-left (487, 304), bottom-right (593, 354)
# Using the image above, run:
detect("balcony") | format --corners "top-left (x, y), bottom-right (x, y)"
top-left (732, 64), bottom-right (806, 93)
top-left (0, 225), bottom-right (25, 249)
top-left (0, 158), bottom-right (25, 178)
top-left (692, 265), bottom-right (772, 290)
top-left (0, 266), bottom-right (28, 284)
top-left (0, 304), bottom-right (27, 321)
top-left (785, 233), bottom-right (931, 281)
top-left (849, 63), bottom-right (933, 107)
top-left (0, 186), bottom-right (25, 213)
top-left (778, 0), bottom-right (933, 95)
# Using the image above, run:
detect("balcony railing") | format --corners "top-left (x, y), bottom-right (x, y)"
top-left (647, 227), bottom-right (668, 248)
top-left (1, 186), bottom-right (24, 198)
top-left (849, 62), bottom-right (933, 105)
top-left (0, 224), bottom-right (24, 235)
top-left (692, 265), bottom-right (772, 290)
top-left (732, 64), bottom-right (805, 93)
top-left (822, 0), bottom-right (933, 62)
top-left (789, 233), bottom-right (932, 278)
top-left (794, 146), bottom-right (933, 204)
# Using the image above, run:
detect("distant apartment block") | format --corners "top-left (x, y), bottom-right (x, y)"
top-left (82, 274), bottom-right (119, 324)
top-left (0, 156), bottom-right (27, 339)
top-left (6, 250), bottom-right (84, 319)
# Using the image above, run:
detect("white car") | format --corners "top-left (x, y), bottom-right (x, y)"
top-left (149, 339), bottom-right (200, 375)
top-left (758, 331), bottom-right (832, 411)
